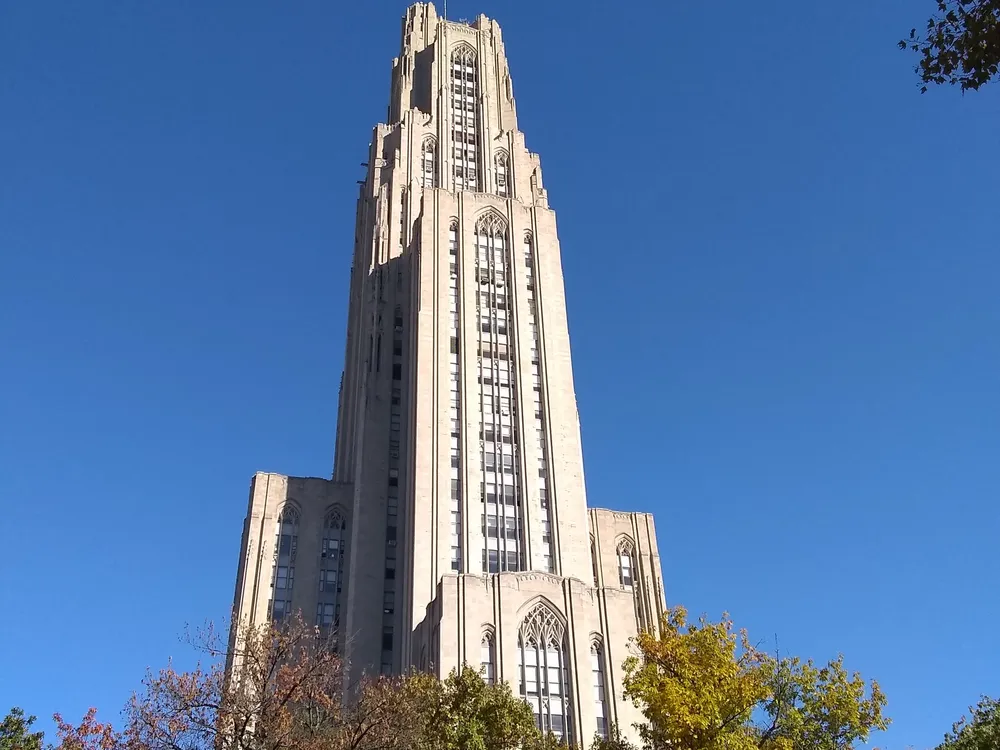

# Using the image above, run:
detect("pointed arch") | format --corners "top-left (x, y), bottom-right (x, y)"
top-left (590, 534), bottom-right (599, 586)
top-left (317, 506), bottom-right (347, 641)
top-left (269, 503), bottom-right (300, 623)
top-left (590, 636), bottom-right (610, 739)
top-left (494, 150), bottom-right (510, 197)
top-left (450, 42), bottom-right (477, 67)
top-left (517, 598), bottom-right (573, 741)
top-left (474, 209), bottom-right (507, 238)
top-left (616, 535), bottom-right (635, 587)
top-left (421, 136), bottom-right (438, 188)
top-left (450, 43), bottom-right (479, 192)
top-left (480, 625), bottom-right (496, 684)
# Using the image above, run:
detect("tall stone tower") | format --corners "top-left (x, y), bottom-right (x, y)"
top-left (228, 3), bottom-right (666, 744)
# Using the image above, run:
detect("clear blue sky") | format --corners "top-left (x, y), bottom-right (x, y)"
top-left (1, 1), bottom-right (997, 747)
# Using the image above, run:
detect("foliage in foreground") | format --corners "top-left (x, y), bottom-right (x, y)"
top-left (33, 616), bottom-right (571, 750)
top-left (622, 606), bottom-right (889, 750)
top-left (901, 0), bottom-right (1000, 92)
top-left (935, 695), bottom-right (1000, 750)
top-left (0, 708), bottom-right (44, 750)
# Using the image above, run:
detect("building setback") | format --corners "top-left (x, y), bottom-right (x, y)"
top-left (228, 3), bottom-right (667, 744)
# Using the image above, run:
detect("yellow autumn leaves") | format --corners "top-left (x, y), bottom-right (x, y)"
top-left (622, 607), bottom-right (889, 750)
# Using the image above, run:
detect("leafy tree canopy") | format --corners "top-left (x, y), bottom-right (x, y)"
top-left (0, 708), bottom-right (44, 750)
top-left (936, 696), bottom-right (1000, 750)
top-left (901, 0), bottom-right (1000, 92)
top-left (622, 607), bottom-right (889, 750)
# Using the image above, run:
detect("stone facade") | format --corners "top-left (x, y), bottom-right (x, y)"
top-left (228, 4), bottom-right (666, 746)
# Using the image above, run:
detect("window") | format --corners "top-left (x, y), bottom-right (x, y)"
top-left (592, 641), bottom-right (609, 739)
top-left (495, 151), bottom-right (509, 197)
top-left (421, 137), bottom-right (437, 188)
top-left (319, 569), bottom-right (338, 592)
top-left (392, 363), bottom-right (402, 380)
top-left (481, 631), bottom-right (496, 684)
top-left (269, 506), bottom-right (299, 622)
top-left (275, 566), bottom-right (293, 590)
top-left (316, 602), bottom-right (336, 627)
top-left (318, 509), bottom-right (347, 627)
top-left (272, 599), bottom-right (292, 622)
top-left (591, 536), bottom-right (599, 586)
top-left (617, 538), bottom-right (635, 587)
top-left (518, 602), bottom-right (572, 744)
top-left (450, 46), bottom-right (479, 191)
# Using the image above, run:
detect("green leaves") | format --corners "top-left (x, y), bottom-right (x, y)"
top-left (408, 666), bottom-right (541, 750)
top-left (0, 708), bottom-right (44, 750)
top-left (622, 607), bottom-right (889, 750)
top-left (936, 696), bottom-right (1000, 750)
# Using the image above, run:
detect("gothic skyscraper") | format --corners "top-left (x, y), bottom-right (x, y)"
top-left (229, 4), bottom-right (666, 744)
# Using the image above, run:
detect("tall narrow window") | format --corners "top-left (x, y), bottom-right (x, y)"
top-left (518, 602), bottom-right (572, 743)
top-left (525, 233), bottom-right (554, 572)
top-left (591, 640), bottom-right (609, 739)
top-left (481, 630), bottom-right (496, 684)
top-left (476, 213), bottom-right (522, 573)
top-left (495, 151), bottom-right (509, 197)
top-left (449, 221), bottom-right (463, 572)
top-left (269, 505), bottom-right (299, 622)
top-left (450, 45), bottom-right (479, 191)
top-left (591, 536), bottom-right (599, 586)
top-left (617, 537), bottom-right (635, 587)
top-left (317, 508), bottom-right (347, 642)
top-left (421, 137), bottom-right (437, 188)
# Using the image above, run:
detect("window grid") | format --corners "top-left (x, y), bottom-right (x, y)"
top-left (449, 225), bottom-right (464, 572)
top-left (518, 603), bottom-right (573, 743)
top-left (481, 631), bottom-right (496, 684)
top-left (317, 509), bottom-right (347, 644)
top-left (476, 215), bottom-right (523, 573)
top-left (592, 642), bottom-right (609, 739)
top-left (617, 538), bottom-right (635, 588)
top-left (450, 47), bottom-right (479, 192)
top-left (421, 137), bottom-right (438, 188)
top-left (525, 234), bottom-right (554, 572)
top-left (269, 506), bottom-right (299, 622)
top-left (382, 306), bottom-right (405, 673)
top-left (495, 151), bottom-right (510, 197)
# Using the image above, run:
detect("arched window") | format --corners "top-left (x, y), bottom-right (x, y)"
top-left (421, 137), bottom-right (437, 188)
top-left (450, 45), bottom-right (479, 191)
top-left (481, 629), bottom-right (496, 684)
top-left (495, 151), bottom-right (509, 197)
top-left (269, 505), bottom-right (299, 623)
top-left (316, 508), bottom-right (347, 638)
top-left (617, 537), bottom-right (635, 588)
top-left (591, 640), bottom-right (609, 739)
top-left (590, 536), bottom-right (599, 586)
top-left (517, 602), bottom-right (572, 743)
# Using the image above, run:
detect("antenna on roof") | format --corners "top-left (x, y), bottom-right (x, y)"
top-left (443, 0), bottom-right (447, 20)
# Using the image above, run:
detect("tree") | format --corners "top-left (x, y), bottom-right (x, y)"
top-left (589, 724), bottom-right (638, 750)
top-left (622, 607), bottom-right (888, 750)
top-left (900, 1), bottom-right (1000, 92)
top-left (53, 616), bottom-right (418, 750)
top-left (936, 696), bottom-right (1000, 750)
top-left (0, 708), bottom-right (44, 750)
top-left (405, 666), bottom-right (542, 750)
top-left (51, 617), bottom-right (563, 750)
